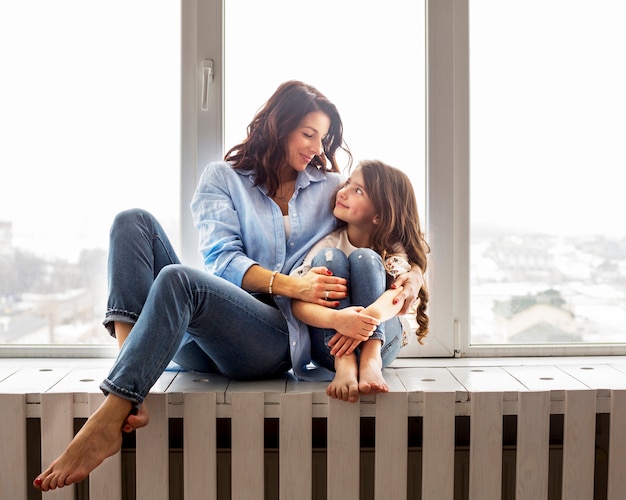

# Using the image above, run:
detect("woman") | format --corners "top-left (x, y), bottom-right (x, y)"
top-left (33, 81), bottom-right (423, 491)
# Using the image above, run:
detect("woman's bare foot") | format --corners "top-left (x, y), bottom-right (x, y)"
top-left (33, 395), bottom-right (133, 491)
top-left (358, 340), bottom-right (388, 395)
top-left (327, 353), bottom-right (360, 403)
top-left (123, 403), bottom-right (150, 433)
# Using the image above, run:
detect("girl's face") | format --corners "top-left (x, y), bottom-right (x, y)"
top-left (285, 110), bottom-right (330, 173)
top-left (333, 168), bottom-right (379, 230)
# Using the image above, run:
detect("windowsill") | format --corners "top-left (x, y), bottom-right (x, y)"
top-left (3, 355), bottom-right (626, 419)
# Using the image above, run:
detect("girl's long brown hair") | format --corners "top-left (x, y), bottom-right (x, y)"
top-left (224, 80), bottom-right (351, 197)
top-left (358, 160), bottom-right (430, 343)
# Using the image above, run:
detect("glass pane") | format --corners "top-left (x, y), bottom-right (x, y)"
top-left (224, 0), bottom-right (426, 217)
top-left (470, 0), bottom-right (626, 345)
top-left (0, 2), bottom-right (181, 345)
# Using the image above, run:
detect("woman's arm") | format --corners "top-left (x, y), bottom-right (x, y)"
top-left (390, 264), bottom-right (424, 314)
top-left (243, 265), bottom-right (348, 304)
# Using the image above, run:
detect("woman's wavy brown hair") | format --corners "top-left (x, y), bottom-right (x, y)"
top-left (357, 160), bottom-right (430, 343)
top-left (224, 80), bottom-right (351, 197)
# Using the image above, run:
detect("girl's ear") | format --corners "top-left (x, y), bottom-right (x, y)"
top-left (373, 215), bottom-right (380, 224)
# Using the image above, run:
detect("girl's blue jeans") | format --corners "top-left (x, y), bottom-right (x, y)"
top-left (101, 209), bottom-right (291, 405)
top-left (309, 248), bottom-right (402, 371)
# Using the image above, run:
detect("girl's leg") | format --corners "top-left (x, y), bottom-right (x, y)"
top-left (307, 249), bottom-right (360, 401)
top-left (308, 248), bottom-right (350, 370)
top-left (347, 249), bottom-right (402, 393)
top-left (327, 353), bottom-right (360, 403)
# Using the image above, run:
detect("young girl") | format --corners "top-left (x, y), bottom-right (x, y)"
top-left (292, 160), bottom-right (429, 403)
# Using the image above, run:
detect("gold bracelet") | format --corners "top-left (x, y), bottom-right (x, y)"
top-left (268, 271), bottom-right (279, 295)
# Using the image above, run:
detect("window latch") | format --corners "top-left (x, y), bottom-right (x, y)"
top-left (200, 59), bottom-right (214, 111)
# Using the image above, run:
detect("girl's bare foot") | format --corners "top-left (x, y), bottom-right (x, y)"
top-left (358, 358), bottom-right (389, 394)
top-left (327, 353), bottom-right (360, 402)
top-left (358, 340), bottom-right (388, 394)
top-left (33, 395), bottom-right (133, 491)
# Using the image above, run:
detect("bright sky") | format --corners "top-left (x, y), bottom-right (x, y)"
top-left (1, 0), bottom-right (625, 265)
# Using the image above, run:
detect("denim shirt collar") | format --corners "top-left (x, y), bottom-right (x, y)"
top-left (236, 164), bottom-right (332, 195)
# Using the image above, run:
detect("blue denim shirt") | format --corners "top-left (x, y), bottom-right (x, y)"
top-left (190, 160), bottom-right (342, 380)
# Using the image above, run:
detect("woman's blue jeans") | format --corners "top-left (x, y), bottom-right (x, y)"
top-left (101, 209), bottom-right (291, 405)
top-left (309, 248), bottom-right (402, 371)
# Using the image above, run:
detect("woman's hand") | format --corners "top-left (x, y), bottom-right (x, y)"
top-left (390, 266), bottom-right (424, 314)
top-left (298, 266), bottom-right (348, 305)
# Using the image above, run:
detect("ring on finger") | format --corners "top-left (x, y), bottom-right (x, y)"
top-left (324, 290), bottom-right (330, 300)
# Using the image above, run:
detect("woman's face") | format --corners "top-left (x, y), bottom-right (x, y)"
top-left (333, 167), bottom-right (379, 229)
top-left (285, 110), bottom-right (330, 173)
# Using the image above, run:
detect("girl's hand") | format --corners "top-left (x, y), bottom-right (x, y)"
top-left (299, 266), bottom-right (347, 305)
top-left (328, 333), bottom-right (362, 357)
top-left (390, 266), bottom-right (424, 314)
top-left (333, 307), bottom-right (378, 340)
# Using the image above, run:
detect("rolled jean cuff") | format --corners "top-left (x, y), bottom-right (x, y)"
top-left (103, 309), bottom-right (140, 338)
top-left (369, 328), bottom-right (385, 343)
top-left (100, 378), bottom-right (144, 406)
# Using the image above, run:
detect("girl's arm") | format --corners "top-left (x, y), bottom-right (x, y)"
top-left (292, 300), bottom-right (378, 341)
top-left (327, 287), bottom-right (405, 356)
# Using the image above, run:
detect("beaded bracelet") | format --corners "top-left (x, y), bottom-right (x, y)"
top-left (268, 271), bottom-right (279, 295)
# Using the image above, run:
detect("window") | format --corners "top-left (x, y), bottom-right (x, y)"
top-left (465, 0), bottom-right (626, 354)
top-left (223, 0), bottom-right (426, 212)
top-left (5, 0), bottom-right (623, 358)
top-left (223, 0), bottom-right (427, 355)
top-left (0, 2), bottom-right (181, 351)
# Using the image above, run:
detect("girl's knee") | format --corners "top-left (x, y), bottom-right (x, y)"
top-left (311, 247), bottom-right (348, 267)
top-left (348, 249), bottom-right (383, 272)
top-left (348, 248), bottom-right (383, 265)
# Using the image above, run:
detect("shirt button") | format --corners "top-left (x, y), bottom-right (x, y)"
top-left (292, 341), bottom-right (297, 346)
top-left (289, 242), bottom-right (295, 247)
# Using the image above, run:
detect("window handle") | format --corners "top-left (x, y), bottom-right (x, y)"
top-left (200, 59), bottom-right (214, 111)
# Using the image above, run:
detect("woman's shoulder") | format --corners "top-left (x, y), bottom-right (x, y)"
top-left (201, 160), bottom-right (235, 176)
top-left (199, 161), bottom-right (255, 187)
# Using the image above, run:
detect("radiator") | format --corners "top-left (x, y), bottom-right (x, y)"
top-left (1, 364), bottom-right (626, 499)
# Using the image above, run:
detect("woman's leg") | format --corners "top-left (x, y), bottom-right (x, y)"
top-left (34, 394), bottom-right (133, 491)
top-left (104, 209), bottom-right (214, 371)
top-left (103, 208), bottom-right (182, 337)
top-left (103, 209), bottom-right (192, 431)
top-left (35, 265), bottom-right (291, 490)
top-left (102, 265), bottom-right (291, 404)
